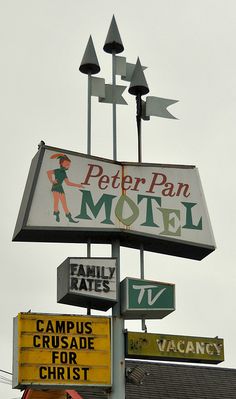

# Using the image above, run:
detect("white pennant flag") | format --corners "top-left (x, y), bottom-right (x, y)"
top-left (143, 96), bottom-right (178, 120)
top-left (91, 77), bottom-right (127, 105)
top-left (115, 56), bottom-right (147, 82)
top-left (99, 84), bottom-right (127, 105)
top-left (91, 76), bottom-right (105, 98)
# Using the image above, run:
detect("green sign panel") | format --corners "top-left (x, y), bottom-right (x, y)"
top-left (126, 331), bottom-right (224, 364)
top-left (120, 278), bottom-right (175, 319)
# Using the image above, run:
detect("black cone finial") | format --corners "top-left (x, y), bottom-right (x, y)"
top-left (129, 58), bottom-right (149, 96)
top-left (79, 36), bottom-right (100, 75)
top-left (103, 15), bottom-right (124, 54)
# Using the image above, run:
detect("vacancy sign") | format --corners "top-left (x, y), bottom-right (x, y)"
top-left (12, 313), bottom-right (111, 389)
top-left (120, 277), bottom-right (175, 319)
top-left (125, 331), bottom-right (224, 364)
top-left (13, 145), bottom-right (216, 260)
top-left (57, 257), bottom-right (117, 311)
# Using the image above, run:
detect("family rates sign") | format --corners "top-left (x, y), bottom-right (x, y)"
top-left (13, 144), bottom-right (215, 260)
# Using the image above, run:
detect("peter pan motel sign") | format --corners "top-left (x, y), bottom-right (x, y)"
top-left (11, 15), bottom-right (220, 394)
top-left (13, 145), bottom-right (215, 260)
top-left (12, 144), bottom-right (219, 390)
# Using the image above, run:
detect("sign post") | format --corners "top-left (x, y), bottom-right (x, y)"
top-left (111, 240), bottom-right (125, 399)
top-left (12, 15), bottom-right (219, 399)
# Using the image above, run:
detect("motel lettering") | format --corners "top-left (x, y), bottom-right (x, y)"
top-left (76, 189), bottom-right (202, 234)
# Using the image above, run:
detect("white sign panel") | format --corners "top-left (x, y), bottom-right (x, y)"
top-left (13, 145), bottom-right (216, 260)
top-left (57, 257), bottom-right (117, 311)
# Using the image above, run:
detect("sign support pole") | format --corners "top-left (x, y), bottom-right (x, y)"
top-left (129, 61), bottom-right (150, 332)
top-left (136, 92), bottom-right (147, 332)
top-left (79, 35), bottom-right (101, 266)
top-left (87, 72), bottom-right (92, 265)
top-left (105, 20), bottom-right (125, 395)
top-left (111, 53), bottom-right (125, 395)
top-left (112, 51), bottom-right (117, 161)
top-left (111, 240), bottom-right (125, 399)
top-left (111, 51), bottom-right (125, 399)
top-left (140, 243), bottom-right (147, 332)
top-left (136, 93), bottom-right (142, 163)
top-left (87, 72), bottom-right (92, 156)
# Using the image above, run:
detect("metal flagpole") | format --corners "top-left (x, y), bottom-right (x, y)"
top-left (112, 51), bottom-right (117, 161)
top-left (87, 72), bottom-right (92, 269)
top-left (136, 92), bottom-right (147, 331)
top-left (136, 93), bottom-right (142, 163)
top-left (129, 58), bottom-right (150, 332)
top-left (87, 72), bottom-right (92, 315)
top-left (110, 43), bottom-right (124, 399)
top-left (79, 35), bottom-right (100, 315)
top-left (140, 243), bottom-right (146, 331)
top-left (87, 72), bottom-right (92, 156)
top-left (110, 239), bottom-right (124, 399)
top-left (104, 16), bottom-right (125, 399)
top-left (104, 15), bottom-right (124, 159)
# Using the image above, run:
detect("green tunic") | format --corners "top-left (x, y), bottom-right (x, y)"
top-left (51, 167), bottom-right (68, 193)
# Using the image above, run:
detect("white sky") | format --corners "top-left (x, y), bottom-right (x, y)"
top-left (1, 0), bottom-right (236, 397)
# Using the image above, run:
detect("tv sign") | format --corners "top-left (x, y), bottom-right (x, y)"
top-left (120, 277), bottom-right (175, 319)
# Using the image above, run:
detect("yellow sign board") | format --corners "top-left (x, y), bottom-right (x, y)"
top-left (13, 313), bottom-right (111, 389)
top-left (126, 331), bottom-right (224, 364)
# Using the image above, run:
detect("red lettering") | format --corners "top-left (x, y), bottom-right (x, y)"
top-left (111, 170), bottom-right (121, 188)
top-left (131, 177), bottom-right (146, 191)
top-left (98, 174), bottom-right (109, 189)
top-left (122, 175), bottom-right (132, 190)
top-left (82, 164), bottom-right (103, 185)
top-left (146, 173), bottom-right (167, 193)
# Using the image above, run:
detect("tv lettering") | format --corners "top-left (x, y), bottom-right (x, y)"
top-left (132, 284), bottom-right (166, 306)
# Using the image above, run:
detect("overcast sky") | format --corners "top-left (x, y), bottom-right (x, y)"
top-left (1, 0), bottom-right (236, 397)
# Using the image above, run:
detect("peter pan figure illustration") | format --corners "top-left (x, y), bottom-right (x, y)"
top-left (47, 153), bottom-right (83, 223)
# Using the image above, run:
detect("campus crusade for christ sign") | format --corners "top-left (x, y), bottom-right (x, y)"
top-left (13, 145), bottom-right (216, 260)
top-left (12, 313), bottom-right (111, 389)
